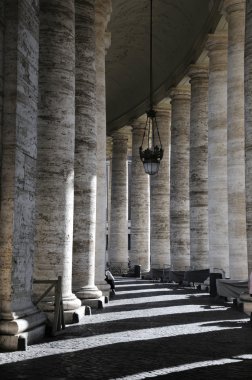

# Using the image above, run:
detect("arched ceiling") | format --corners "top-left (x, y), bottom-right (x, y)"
top-left (106, 0), bottom-right (221, 134)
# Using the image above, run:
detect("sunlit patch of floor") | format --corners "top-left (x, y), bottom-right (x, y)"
top-left (108, 293), bottom-right (209, 306)
top-left (111, 358), bottom-right (244, 380)
top-left (115, 283), bottom-right (158, 288)
top-left (115, 288), bottom-right (174, 295)
top-left (87, 304), bottom-right (230, 324)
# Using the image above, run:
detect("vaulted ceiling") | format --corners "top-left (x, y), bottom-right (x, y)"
top-left (106, 0), bottom-right (221, 134)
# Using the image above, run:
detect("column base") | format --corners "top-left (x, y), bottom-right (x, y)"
top-left (36, 293), bottom-right (82, 324)
top-left (96, 281), bottom-right (111, 298)
top-left (81, 296), bottom-right (105, 309)
top-left (239, 292), bottom-right (252, 316)
top-left (44, 305), bottom-right (87, 324)
top-left (75, 285), bottom-right (103, 300)
top-left (0, 309), bottom-right (46, 351)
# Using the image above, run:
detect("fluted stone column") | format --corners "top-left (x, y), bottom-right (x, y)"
top-left (223, 0), bottom-right (248, 280)
top-left (188, 65), bottom-right (209, 270)
top-left (34, 0), bottom-right (81, 316)
top-left (245, 0), bottom-right (252, 276)
top-left (0, 0), bottom-right (46, 350)
top-left (72, 0), bottom-right (102, 303)
top-left (206, 33), bottom-right (229, 276)
top-left (170, 86), bottom-right (191, 270)
top-left (130, 116), bottom-right (150, 272)
top-left (150, 100), bottom-right (171, 269)
top-left (108, 131), bottom-right (128, 273)
top-left (95, 0), bottom-right (112, 296)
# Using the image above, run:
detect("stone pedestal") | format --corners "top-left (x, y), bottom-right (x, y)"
top-left (95, 0), bottom-right (112, 296)
top-left (108, 131), bottom-right (129, 273)
top-left (150, 100), bottom-right (171, 269)
top-left (223, 0), bottom-right (248, 280)
top-left (206, 33), bottom-right (229, 277)
top-left (34, 0), bottom-right (81, 316)
top-left (188, 65), bottom-right (209, 270)
top-left (72, 0), bottom-right (102, 302)
top-left (0, 0), bottom-right (46, 351)
top-left (130, 116), bottom-right (150, 272)
top-left (170, 86), bottom-right (191, 271)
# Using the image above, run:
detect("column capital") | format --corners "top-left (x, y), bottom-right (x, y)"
top-left (206, 33), bottom-right (228, 53)
top-left (169, 86), bottom-right (191, 102)
top-left (188, 64), bottom-right (209, 81)
top-left (155, 98), bottom-right (172, 115)
top-left (95, 0), bottom-right (112, 31)
top-left (105, 31), bottom-right (111, 53)
top-left (222, 0), bottom-right (245, 18)
top-left (111, 129), bottom-right (129, 143)
top-left (106, 136), bottom-right (113, 159)
top-left (131, 114), bottom-right (147, 132)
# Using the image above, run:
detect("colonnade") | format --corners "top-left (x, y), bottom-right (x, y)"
top-left (1, 0), bottom-right (252, 352)
top-left (0, 0), bottom-right (111, 350)
top-left (107, 0), bottom-right (251, 283)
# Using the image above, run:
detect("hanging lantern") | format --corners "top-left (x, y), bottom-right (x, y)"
top-left (139, 109), bottom-right (163, 175)
top-left (139, 0), bottom-right (163, 175)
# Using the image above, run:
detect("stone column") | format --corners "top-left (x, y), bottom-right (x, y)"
top-left (170, 86), bottom-right (191, 270)
top-left (0, 0), bottom-right (3, 155)
top-left (150, 100), bottom-right (171, 269)
top-left (188, 65), bottom-right (209, 270)
top-left (206, 33), bottom-right (229, 276)
top-left (223, 0), bottom-right (248, 280)
top-left (106, 137), bottom-right (113, 265)
top-left (130, 116), bottom-right (150, 272)
top-left (95, 0), bottom-right (112, 296)
top-left (33, 0), bottom-right (81, 317)
top-left (245, 0), bottom-right (252, 276)
top-left (108, 130), bottom-right (128, 273)
top-left (0, 0), bottom-right (46, 350)
top-left (72, 0), bottom-right (102, 304)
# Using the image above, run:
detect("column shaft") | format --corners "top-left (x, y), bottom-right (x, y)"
top-left (207, 33), bottom-right (229, 276)
top-left (108, 132), bottom-right (128, 273)
top-left (34, 0), bottom-right (81, 311)
top-left (131, 117), bottom-right (150, 272)
top-left (0, 0), bottom-right (46, 350)
top-left (150, 101), bottom-right (171, 269)
top-left (224, 0), bottom-right (248, 280)
top-left (245, 0), bottom-right (252, 275)
top-left (73, 0), bottom-right (102, 301)
top-left (95, 0), bottom-right (112, 293)
top-left (170, 87), bottom-right (191, 270)
top-left (188, 65), bottom-right (209, 270)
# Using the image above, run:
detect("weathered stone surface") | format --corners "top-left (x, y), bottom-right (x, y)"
top-left (34, 0), bottom-right (81, 311)
top-left (150, 100), bottom-right (171, 269)
top-left (0, 0), bottom-right (46, 350)
top-left (170, 86), bottom-right (191, 271)
top-left (108, 130), bottom-right (128, 271)
top-left (95, 0), bottom-right (112, 294)
top-left (206, 33), bottom-right (229, 277)
top-left (245, 0), bottom-right (252, 276)
top-left (130, 116), bottom-right (150, 272)
top-left (188, 65), bottom-right (209, 270)
top-left (72, 0), bottom-right (102, 301)
top-left (223, 0), bottom-right (248, 280)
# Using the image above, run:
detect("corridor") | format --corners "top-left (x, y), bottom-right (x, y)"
top-left (0, 278), bottom-right (251, 379)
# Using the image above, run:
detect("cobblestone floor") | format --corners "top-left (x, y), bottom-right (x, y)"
top-left (0, 278), bottom-right (252, 379)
